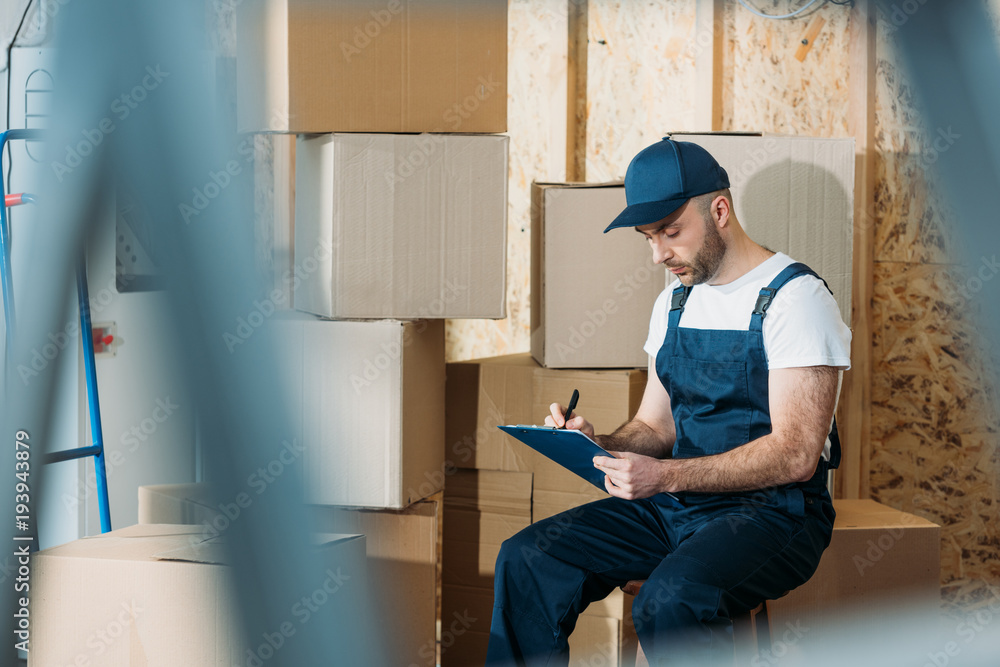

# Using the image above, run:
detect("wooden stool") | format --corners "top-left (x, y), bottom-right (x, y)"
top-left (622, 580), bottom-right (772, 667)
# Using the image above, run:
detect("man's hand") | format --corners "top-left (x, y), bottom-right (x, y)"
top-left (545, 402), bottom-right (595, 437)
top-left (593, 451), bottom-right (665, 500)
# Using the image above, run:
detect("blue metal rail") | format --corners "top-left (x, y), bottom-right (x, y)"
top-left (0, 128), bottom-right (112, 533)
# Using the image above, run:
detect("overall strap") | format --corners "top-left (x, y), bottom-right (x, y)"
top-left (667, 283), bottom-right (693, 329)
top-left (749, 261), bottom-right (843, 472)
top-left (749, 262), bottom-right (831, 333)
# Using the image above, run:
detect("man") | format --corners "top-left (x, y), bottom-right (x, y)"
top-left (486, 138), bottom-right (851, 666)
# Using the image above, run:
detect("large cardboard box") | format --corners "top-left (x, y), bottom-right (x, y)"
top-left (237, 0), bottom-right (507, 133)
top-left (671, 133), bottom-right (854, 323)
top-left (295, 133), bottom-right (509, 319)
top-left (531, 135), bottom-right (855, 370)
top-left (282, 317), bottom-right (445, 508)
top-left (769, 499), bottom-right (940, 631)
top-left (446, 354), bottom-right (645, 516)
top-left (531, 183), bottom-right (664, 369)
top-left (442, 469), bottom-right (532, 666)
top-left (137, 484), bottom-right (442, 667)
top-left (307, 496), bottom-right (443, 667)
top-left (139, 483), bottom-right (220, 526)
top-left (29, 524), bottom-right (367, 666)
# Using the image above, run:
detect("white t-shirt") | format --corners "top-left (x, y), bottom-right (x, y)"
top-left (643, 252), bottom-right (852, 369)
top-left (643, 253), bottom-right (852, 462)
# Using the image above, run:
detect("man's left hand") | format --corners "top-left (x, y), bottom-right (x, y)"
top-left (594, 452), bottom-right (666, 500)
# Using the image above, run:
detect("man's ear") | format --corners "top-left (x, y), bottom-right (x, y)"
top-left (712, 194), bottom-right (731, 227)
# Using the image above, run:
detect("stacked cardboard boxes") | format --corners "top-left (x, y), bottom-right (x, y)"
top-left (135, 483), bottom-right (443, 667)
top-left (236, 3), bottom-right (510, 665)
top-left (442, 355), bottom-right (646, 665)
top-left (29, 524), bottom-right (368, 666)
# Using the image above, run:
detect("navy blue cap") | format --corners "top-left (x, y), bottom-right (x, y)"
top-left (605, 138), bottom-right (730, 232)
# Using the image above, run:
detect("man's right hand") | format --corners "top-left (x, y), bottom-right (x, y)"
top-left (545, 402), bottom-right (596, 438)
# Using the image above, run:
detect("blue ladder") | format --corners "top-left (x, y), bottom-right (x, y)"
top-left (0, 128), bottom-right (112, 533)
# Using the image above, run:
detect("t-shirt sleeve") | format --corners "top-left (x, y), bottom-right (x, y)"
top-left (763, 275), bottom-right (852, 370)
top-left (644, 287), bottom-right (672, 359)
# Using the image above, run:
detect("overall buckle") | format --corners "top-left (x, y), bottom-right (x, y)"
top-left (753, 287), bottom-right (777, 316)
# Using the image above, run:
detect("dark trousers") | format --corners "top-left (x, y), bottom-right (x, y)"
top-left (486, 493), bottom-right (835, 666)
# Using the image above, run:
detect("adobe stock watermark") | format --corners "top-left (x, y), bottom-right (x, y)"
top-left (519, 505), bottom-right (587, 568)
top-left (385, 77), bottom-right (503, 186)
top-left (403, 402), bottom-right (507, 501)
top-left (63, 396), bottom-right (180, 513)
top-left (570, 639), bottom-right (617, 667)
top-left (409, 609), bottom-right (477, 667)
top-left (242, 567), bottom-right (351, 667)
top-left (347, 281), bottom-right (467, 394)
top-left (30, 0), bottom-right (74, 33)
top-left (954, 254), bottom-right (1000, 310)
top-left (879, 0), bottom-right (929, 32)
top-left (340, 0), bottom-right (403, 62)
top-left (222, 239), bottom-right (334, 353)
top-left (51, 65), bottom-right (170, 182)
top-left (750, 619), bottom-right (809, 666)
top-left (918, 126), bottom-right (960, 169)
top-left (77, 601), bottom-right (144, 663)
top-left (728, 138), bottom-right (781, 189)
top-left (552, 261), bottom-right (659, 363)
top-left (193, 438), bottom-right (305, 544)
top-left (920, 587), bottom-right (1000, 667)
top-left (179, 109), bottom-right (291, 224)
top-left (852, 511), bottom-right (928, 576)
top-left (16, 272), bottom-right (135, 386)
top-left (629, 576), bottom-right (684, 635)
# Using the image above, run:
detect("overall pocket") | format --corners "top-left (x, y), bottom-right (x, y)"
top-left (669, 357), bottom-right (752, 457)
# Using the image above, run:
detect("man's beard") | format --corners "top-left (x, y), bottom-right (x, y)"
top-left (674, 217), bottom-right (727, 285)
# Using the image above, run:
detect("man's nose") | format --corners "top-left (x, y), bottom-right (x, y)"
top-left (650, 236), bottom-right (672, 265)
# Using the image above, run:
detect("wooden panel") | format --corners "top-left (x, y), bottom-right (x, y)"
top-left (720, 1), bottom-right (852, 135)
top-left (867, 5), bottom-right (1000, 612)
top-left (585, 0), bottom-right (701, 182)
top-left (567, 0), bottom-right (588, 181)
top-left (872, 22), bottom-right (957, 265)
top-left (836, 0), bottom-right (876, 500)
top-left (870, 262), bottom-right (1000, 612)
top-left (445, 0), bottom-right (568, 362)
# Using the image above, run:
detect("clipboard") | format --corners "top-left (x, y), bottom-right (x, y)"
top-left (496, 425), bottom-right (614, 491)
top-left (497, 425), bottom-right (681, 504)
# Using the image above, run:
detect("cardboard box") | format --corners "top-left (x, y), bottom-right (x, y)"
top-left (138, 483), bottom-right (220, 526)
top-left (237, 0), bottom-right (507, 133)
top-left (137, 484), bottom-right (442, 667)
top-left (769, 499), bottom-right (940, 631)
top-left (308, 496), bottom-right (442, 667)
top-left (669, 133), bottom-right (854, 323)
top-left (295, 133), bottom-right (508, 319)
top-left (441, 469), bottom-right (532, 666)
top-left (29, 524), bottom-right (367, 667)
top-left (531, 183), bottom-right (665, 369)
top-left (282, 317), bottom-right (445, 508)
top-left (445, 354), bottom-right (645, 515)
top-left (570, 613), bottom-right (639, 667)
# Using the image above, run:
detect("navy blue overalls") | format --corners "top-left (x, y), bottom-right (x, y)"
top-left (487, 263), bottom-right (841, 666)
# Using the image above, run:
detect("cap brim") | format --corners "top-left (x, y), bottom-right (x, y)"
top-left (603, 197), bottom-right (689, 233)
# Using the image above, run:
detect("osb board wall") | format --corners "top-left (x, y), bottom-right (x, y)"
top-left (719, 1), bottom-right (852, 135)
top-left (870, 12), bottom-right (1000, 612)
top-left (444, 0), bottom-right (568, 361)
top-left (585, 0), bottom-right (701, 182)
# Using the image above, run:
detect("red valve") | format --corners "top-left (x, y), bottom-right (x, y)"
top-left (92, 330), bottom-right (114, 350)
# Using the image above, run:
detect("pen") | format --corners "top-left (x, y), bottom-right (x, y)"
top-left (562, 389), bottom-right (579, 429)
